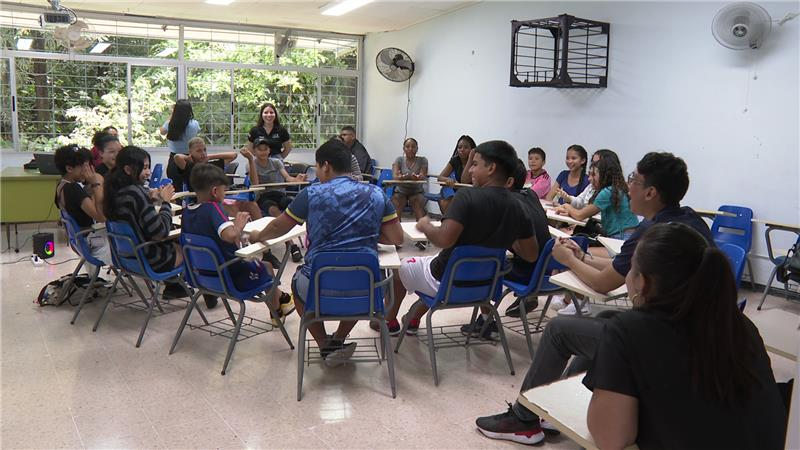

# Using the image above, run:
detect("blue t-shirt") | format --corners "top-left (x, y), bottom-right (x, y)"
top-left (612, 206), bottom-right (714, 276)
top-left (555, 170), bottom-right (589, 198)
top-left (285, 176), bottom-right (398, 276)
top-left (181, 201), bottom-right (267, 291)
top-left (593, 187), bottom-right (640, 237)
top-left (163, 119), bottom-right (200, 154)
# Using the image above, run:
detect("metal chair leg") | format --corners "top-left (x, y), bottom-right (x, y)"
top-left (757, 267), bottom-right (779, 310)
top-left (518, 295), bottom-right (535, 360)
top-left (71, 265), bottom-right (100, 325)
top-left (746, 257), bottom-right (756, 291)
top-left (92, 272), bottom-right (121, 332)
top-left (136, 284), bottom-right (160, 348)
top-left (265, 298), bottom-right (294, 349)
top-left (297, 319), bottom-right (308, 401)
top-left (170, 291), bottom-right (200, 354)
top-left (381, 319), bottom-right (397, 398)
top-left (221, 301), bottom-right (247, 375)
top-left (426, 308), bottom-right (439, 386)
top-left (394, 315), bottom-right (410, 353)
top-left (491, 307), bottom-right (515, 376)
top-left (60, 259), bottom-right (85, 302)
top-left (464, 306), bottom-right (480, 347)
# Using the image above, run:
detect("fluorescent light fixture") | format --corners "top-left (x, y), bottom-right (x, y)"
top-left (320, 0), bottom-right (373, 16)
top-left (16, 38), bottom-right (33, 50)
top-left (205, 0), bottom-right (234, 5)
top-left (89, 42), bottom-right (111, 54)
top-left (156, 47), bottom-right (177, 57)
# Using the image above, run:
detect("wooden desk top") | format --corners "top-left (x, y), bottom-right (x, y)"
top-left (400, 220), bottom-right (441, 242)
top-left (752, 219), bottom-right (800, 232)
top-left (748, 309), bottom-right (800, 361)
top-left (549, 271), bottom-right (628, 301)
top-left (383, 179), bottom-right (427, 185)
top-left (0, 167), bottom-right (61, 180)
top-left (546, 209), bottom-right (588, 227)
top-left (436, 181), bottom-right (472, 188)
top-left (597, 236), bottom-right (625, 256)
top-left (518, 376), bottom-right (639, 450)
top-left (250, 181), bottom-right (310, 188)
top-left (694, 209), bottom-right (737, 218)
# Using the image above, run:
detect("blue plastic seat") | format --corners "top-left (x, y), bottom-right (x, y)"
top-left (720, 243), bottom-right (746, 289)
top-left (149, 163), bottom-right (163, 188)
top-left (93, 220), bottom-right (189, 347)
top-left (376, 168), bottom-right (395, 197)
top-left (297, 251), bottom-right (395, 400)
top-left (394, 246), bottom-right (512, 386)
top-left (170, 232), bottom-right (294, 375)
top-left (500, 236), bottom-right (588, 359)
top-left (60, 211), bottom-right (121, 325)
top-left (711, 205), bottom-right (754, 289)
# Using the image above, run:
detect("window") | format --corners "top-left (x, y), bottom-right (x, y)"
top-left (187, 68), bottom-right (232, 148)
top-left (131, 66), bottom-right (178, 146)
top-left (0, 58), bottom-right (12, 149)
top-left (320, 75), bottom-right (358, 139)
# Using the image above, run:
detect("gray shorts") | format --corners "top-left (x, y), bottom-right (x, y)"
top-left (291, 269), bottom-right (310, 306)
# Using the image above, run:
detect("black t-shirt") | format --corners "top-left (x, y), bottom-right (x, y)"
top-left (612, 206), bottom-right (713, 276)
top-left (178, 159), bottom-right (225, 192)
top-left (448, 155), bottom-right (465, 182)
top-left (248, 125), bottom-right (291, 157)
top-left (584, 309), bottom-right (787, 450)
top-left (508, 190), bottom-right (552, 283)
top-left (96, 163), bottom-right (110, 176)
top-left (430, 187), bottom-right (533, 280)
top-left (55, 180), bottom-right (94, 228)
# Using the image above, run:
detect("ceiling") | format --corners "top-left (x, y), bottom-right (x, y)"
top-left (4, 1), bottom-right (478, 35)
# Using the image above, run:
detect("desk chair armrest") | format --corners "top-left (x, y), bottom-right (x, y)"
top-left (376, 272), bottom-right (395, 312)
top-left (361, 173), bottom-right (376, 180)
top-left (764, 227), bottom-right (800, 263)
top-left (74, 224), bottom-right (104, 240)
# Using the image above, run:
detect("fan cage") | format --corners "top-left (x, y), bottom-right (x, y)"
top-left (511, 14), bottom-right (610, 88)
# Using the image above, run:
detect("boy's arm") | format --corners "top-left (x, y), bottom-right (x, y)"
top-left (173, 153), bottom-right (191, 170)
top-left (209, 152), bottom-right (237, 164)
top-left (219, 212), bottom-right (250, 244)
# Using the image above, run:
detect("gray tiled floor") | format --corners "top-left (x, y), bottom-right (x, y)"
top-left (2, 229), bottom-right (797, 449)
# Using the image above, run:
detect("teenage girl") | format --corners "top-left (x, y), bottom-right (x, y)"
top-left (436, 135), bottom-right (476, 214)
top-left (546, 144), bottom-right (588, 204)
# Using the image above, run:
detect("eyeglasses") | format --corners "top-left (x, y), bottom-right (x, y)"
top-left (627, 171), bottom-right (645, 186)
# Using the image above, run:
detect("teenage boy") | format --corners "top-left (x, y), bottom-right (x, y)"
top-left (474, 152), bottom-right (713, 445)
top-left (377, 140), bottom-right (540, 335)
top-left (253, 139), bottom-right (403, 366)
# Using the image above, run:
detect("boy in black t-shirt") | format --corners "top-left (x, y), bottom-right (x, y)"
top-left (375, 141), bottom-right (540, 335)
top-left (53, 144), bottom-right (111, 270)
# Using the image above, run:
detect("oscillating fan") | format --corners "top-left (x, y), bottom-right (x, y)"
top-left (375, 47), bottom-right (415, 82)
top-left (54, 20), bottom-right (93, 50)
top-left (712, 2), bottom-right (772, 49)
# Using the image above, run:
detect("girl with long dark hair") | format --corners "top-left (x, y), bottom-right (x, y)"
top-left (586, 222), bottom-right (787, 449)
top-left (246, 103), bottom-right (293, 159)
top-left (159, 99), bottom-right (200, 190)
top-left (436, 134), bottom-right (476, 213)
top-left (546, 144), bottom-right (588, 203)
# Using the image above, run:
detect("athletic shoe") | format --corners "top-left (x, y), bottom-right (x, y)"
top-left (505, 296), bottom-right (539, 318)
top-left (270, 308), bottom-right (285, 327)
top-left (202, 294), bottom-right (218, 309)
top-left (460, 315), bottom-right (486, 337)
top-left (261, 250), bottom-right (282, 269)
top-left (540, 419), bottom-right (561, 436)
top-left (290, 244), bottom-right (303, 263)
top-left (557, 301), bottom-right (590, 316)
top-left (403, 314), bottom-right (420, 335)
top-left (162, 283), bottom-right (189, 300)
top-left (547, 294), bottom-right (566, 311)
top-left (369, 318), bottom-right (401, 336)
top-left (475, 402), bottom-right (545, 445)
top-left (414, 241), bottom-right (427, 251)
top-left (323, 341), bottom-right (358, 368)
top-left (460, 315), bottom-right (498, 341)
top-left (279, 292), bottom-right (295, 316)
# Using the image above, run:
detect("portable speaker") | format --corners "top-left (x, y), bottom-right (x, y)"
top-left (33, 232), bottom-right (55, 259)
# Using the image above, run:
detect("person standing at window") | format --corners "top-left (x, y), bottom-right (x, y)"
top-left (159, 99), bottom-right (200, 191)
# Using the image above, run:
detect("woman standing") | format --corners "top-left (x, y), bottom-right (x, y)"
top-left (246, 103), bottom-right (293, 159)
top-left (159, 100), bottom-right (200, 191)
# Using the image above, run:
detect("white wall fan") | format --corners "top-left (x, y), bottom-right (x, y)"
top-left (54, 20), bottom-right (93, 51)
top-left (712, 2), bottom-right (799, 50)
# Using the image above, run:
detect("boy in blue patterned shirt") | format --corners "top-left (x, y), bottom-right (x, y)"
top-left (253, 140), bottom-right (403, 366)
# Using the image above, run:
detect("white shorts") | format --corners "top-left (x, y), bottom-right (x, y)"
top-left (398, 255), bottom-right (440, 298)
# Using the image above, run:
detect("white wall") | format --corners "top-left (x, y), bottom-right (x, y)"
top-left (362, 1), bottom-right (800, 285)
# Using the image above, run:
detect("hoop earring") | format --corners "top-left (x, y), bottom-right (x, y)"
top-left (630, 292), bottom-right (644, 304)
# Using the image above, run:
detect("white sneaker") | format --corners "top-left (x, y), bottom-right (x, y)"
top-left (557, 302), bottom-right (590, 316)
top-left (547, 295), bottom-right (566, 311)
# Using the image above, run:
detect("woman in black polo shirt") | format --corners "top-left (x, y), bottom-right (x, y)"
top-left (585, 222), bottom-right (787, 450)
top-left (246, 103), bottom-right (292, 159)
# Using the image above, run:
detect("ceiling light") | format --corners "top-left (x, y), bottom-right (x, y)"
top-left (320, 0), bottom-right (373, 16)
top-left (156, 47), bottom-right (177, 57)
top-left (16, 38), bottom-right (33, 50)
top-left (89, 42), bottom-right (111, 54)
top-left (205, 0), bottom-right (234, 5)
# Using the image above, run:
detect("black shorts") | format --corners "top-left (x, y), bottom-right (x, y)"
top-left (257, 190), bottom-right (291, 213)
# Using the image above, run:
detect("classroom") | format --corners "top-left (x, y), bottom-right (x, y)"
top-left (0, 1), bottom-right (798, 449)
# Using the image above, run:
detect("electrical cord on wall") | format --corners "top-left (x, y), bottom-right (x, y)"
top-left (404, 78), bottom-right (411, 140)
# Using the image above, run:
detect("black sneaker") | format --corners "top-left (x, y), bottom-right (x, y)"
top-left (481, 320), bottom-right (499, 341)
top-left (203, 295), bottom-right (218, 309)
top-left (460, 315), bottom-right (487, 337)
top-left (414, 241), bottom-right (427, 251)
top-left (261, 250), bottom-right (282, 269)
top-left (475, 402), bottom-right (545, 445)
top-left (321, 339), bottom-right (358, 368)
top-left (290, 244), bottom-right (303, 263)
top-left (369, 318), bottom-right (401, 336)
top-left (505, 296), bottom-right (539, 318)
top-left (162, 283), bottom-right (189, 300)
top-left (279, 292), bottom-right (295, 316)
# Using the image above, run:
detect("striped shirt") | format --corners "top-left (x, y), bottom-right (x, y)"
top-left (110, 184), bottom-right (175, 272)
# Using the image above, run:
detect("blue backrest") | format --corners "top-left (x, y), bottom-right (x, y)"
top-left (306, 251), bottom-right (383, 316)
top-left (105, 220), bottom-right (148, 276)
top-left (150, 163), bottom-right (163, 187)
top-left (60, 211), bottom-right (101, 265)
top-left (514, 236), bottom-right (589, 296)
top-left (721, 243), bottom-right (747, 289)
top-left (376, 168), bottom-right (395, 196)
top-left (180, 232), bottom-right (239, 298)
top-left (711, 205), bottom-right (753, 252)
top-left (431, 246), bottom-right (506, 306)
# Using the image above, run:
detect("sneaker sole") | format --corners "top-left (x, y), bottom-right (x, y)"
top-left (324, 344), bottom-right (358, 368)
top-left (477, 428), bottom-right (545, 445)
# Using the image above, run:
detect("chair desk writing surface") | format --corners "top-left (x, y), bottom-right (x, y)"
top-left (748, 309), bottom-right (800, 361)
top-left (549, 271), bottom-right (628, 301)
top-left (236, 217), bottom-right (306, 259)
top-left (377, 243), bottom-right (401, 269)
top-left (597, 236), bottom-right (625, 256)
top-left (400, 220), bottom-right (440, 242)
top-left (518, 375), bottom-right (639, 450)
top-left (546, 209), bottom-right (588, 227)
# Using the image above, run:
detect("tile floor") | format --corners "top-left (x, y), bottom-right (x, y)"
top-left (1, 225), bottom-right (798, 449)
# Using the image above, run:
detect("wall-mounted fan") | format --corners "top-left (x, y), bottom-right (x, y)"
top-left (712, 2), bottom-right (772, 49)
top-left (274, 30), bottom-right (296, 61)
top-left (376, 47), bottom-right (414, 82)
top-left (54, 20), bottom-right (93, 50)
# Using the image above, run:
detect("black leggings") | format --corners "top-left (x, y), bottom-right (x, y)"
top-left (166, 153), bottom-right (185, 192)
